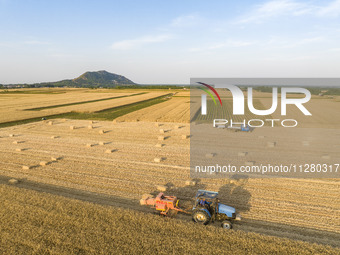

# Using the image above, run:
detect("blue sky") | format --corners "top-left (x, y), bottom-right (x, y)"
top-left (1, 0), bottom-right (340, 84)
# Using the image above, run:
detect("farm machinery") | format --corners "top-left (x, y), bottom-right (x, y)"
top-left (140, 189), bottom-right (241, 229)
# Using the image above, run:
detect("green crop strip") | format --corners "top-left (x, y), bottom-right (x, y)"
top-left (0, 94), bottom-right (171, 128)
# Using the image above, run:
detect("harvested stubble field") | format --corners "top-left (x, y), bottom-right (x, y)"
top-left (0, 88), bottom-right (339, 251)
top-left (116, 96), bottom-right (190, 123)
top-left (1, 185), bottom-right (339, 255)
top-left (0, 88), bottom-right (170, 123)
top-left (0, 120), bottom-right (339, 247)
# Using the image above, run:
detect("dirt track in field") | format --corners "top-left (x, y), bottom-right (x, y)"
top-left (0, 175), bottom-right (339, 247)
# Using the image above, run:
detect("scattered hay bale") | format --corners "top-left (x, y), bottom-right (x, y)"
top-left (302, 141), bottom-right (310, 146)
top-left (155, 143), bottom-right (164, 148)
top-left (185, 180), bottom-right (197, 186)
top-left (159, 129), bottom-right (165, 134)
top-left (182, 135), bottom-right (189, 139)
top-left (267, 142), bottom-right (276, 148)
top-left (99, 141), bottom-right (105, 145)
top-left (322, 155), bottom-right (330, 159)
top-left (154, 157), bottom-right (163, 163)
top-left (51, 156), bottom-right (59, 161)
top-left (39, 161), bottom-right (49, 166)
top-left (158, 136), bottom-right (165, 141)
top-left (22, 165), bottom-right (32, 170)
top-left (15, 148), bottom-right (23, 152)
top-left (8, 179), bottom-right (19, 185)
top-left (86, 143), bottom-right (93, 148)
top-left (99, 130), bottom-right (105, 134)
top-left (88, 125), bottom-right (93, 129)
top-left (105, 149), bottom-right (115, 153)
top-left (245, 161), bottom-right (255, 166)
top-left (156, 185), bottom-right (167, 192)
top-left (70, 126), bottom-right (75, 130)
top-left (205, 153), bottom-right (215, 159)
top-left (238, 152), bottom-right (247, 157)
top-left (258, 135), bottom-right (265, 139)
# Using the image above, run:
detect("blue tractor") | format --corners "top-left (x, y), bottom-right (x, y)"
top-left (192, 190), bottom-right (241, 229)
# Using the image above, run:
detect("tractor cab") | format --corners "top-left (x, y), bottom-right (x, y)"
top-left (192, 190), bottom-right (241, 229)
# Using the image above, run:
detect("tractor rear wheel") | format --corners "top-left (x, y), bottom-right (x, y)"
top-left (221, 220), bottom-right (232, 229)
top-left (192, 210), bottom-right (211, 225)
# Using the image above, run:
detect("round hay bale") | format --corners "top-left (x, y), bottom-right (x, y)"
top-left (99, 130), bottom-right (105, 134)
top-left (155, 143), bottom-right (164, 148)
top-left (158, 136), bottom-right (165, 141)
top-left (99, 141), bottom-right (105, 145)
top-left (70, 126), bottom-right (75, 130)
top-left (86, 143), bottom-right (93, 148)
top-left (9, 134), bottom-right (14, 137)
top-left (88, 125), bottom-right (93, 129)
top-left (48, 121), bottom-right (53, 126)
top-left (322, 155), bottom-right (330, 159)
top-left (12, 141), bottom-right (19, 144)
top-left (182, 135), bottom-right (189, 139)
top-left (105, 149), bottom-right (114, 153)
top-left (22, 165), bottom-right (32, 170)
top-left (175, 125), bottom-right (179, 129)
top-left (15, 148), bottom-right (23, 152)
top-left (51, 136), bottom-right (57, 139)
top-left (159, 129), bottom-right (165, 134)
top-left (155, 123), bottom-right (160, 127)
top-left (8, 179), bottom-right (19, 185)
top-left (89, 120), bottom-right (93, 124)
top-left (258, 135), bottom-right (265, 139)
top-left (238, 152), bottom-right (247, 157)
top-left (156, 185), bottom-right (167, 192)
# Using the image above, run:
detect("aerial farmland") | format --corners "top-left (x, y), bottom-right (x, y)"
top-left (0, 87), bottom-right (339, 254)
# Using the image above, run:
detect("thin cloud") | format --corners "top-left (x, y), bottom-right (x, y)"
top-left (111, 34), bottom-right (172, 50)
top-left (24, 40), bottom-right (50, 45)
top-left (235, 0), bottom-right (311, 24)
top-left (318, 0), bottom-right (340, 17)
top-left (170, 14), bottom-right (198, 27)
top-left (234, 0), bottom-right (340, 24)
top-left (189, 40), bottom-right (256, 52)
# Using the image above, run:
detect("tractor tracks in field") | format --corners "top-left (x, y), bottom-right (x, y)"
top-left (0, 174), bottom-right (339, 248)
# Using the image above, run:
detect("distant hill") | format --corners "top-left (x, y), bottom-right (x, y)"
top-left (3, 71), bottom-right (136, 88)
top-left (73, 70), bottom-right (135, 86)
